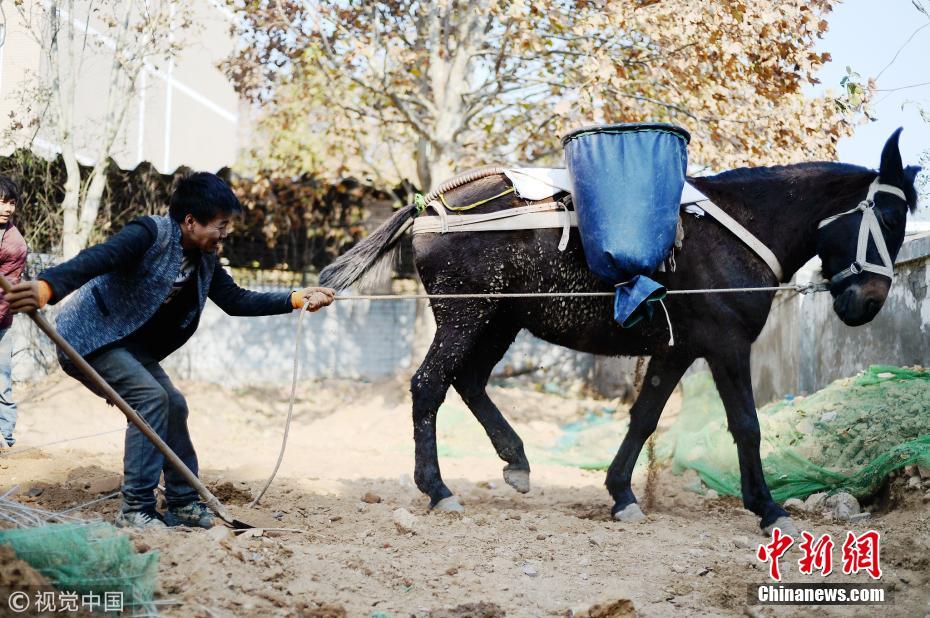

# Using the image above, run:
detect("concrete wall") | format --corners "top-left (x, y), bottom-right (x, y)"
top-left (751, 232), bottom-right (930, 404)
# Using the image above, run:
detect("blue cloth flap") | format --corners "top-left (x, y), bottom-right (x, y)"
top-left (613, 275), bottom-right (667, 328)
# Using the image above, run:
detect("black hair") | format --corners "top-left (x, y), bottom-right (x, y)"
top-left (0, 175), bottom-right (22, 208)
top-left (169, 172), bottom-right (243, 224)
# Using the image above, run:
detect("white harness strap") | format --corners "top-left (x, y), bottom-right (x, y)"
top-left (412, 200), bottom-right (578, 251)
top-left (688, 199), bottom-right (785, 281)
top-left (816, 179), bottom-right (905, 282)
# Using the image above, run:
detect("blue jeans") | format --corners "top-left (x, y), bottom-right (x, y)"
top-left (0, 328), bottom-right (17, 446)
top-left (63, 346), bottom-right (199, 512)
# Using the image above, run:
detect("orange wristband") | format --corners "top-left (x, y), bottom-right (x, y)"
top-left (38, 280), bottom-right (53, 308)
top-left (291, 291), bottom-right (303, 309)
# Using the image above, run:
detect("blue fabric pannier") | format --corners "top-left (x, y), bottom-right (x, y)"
top-left (562, 123), bottom-right (690, 328)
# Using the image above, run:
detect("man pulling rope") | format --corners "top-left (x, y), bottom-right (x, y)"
top-left (5, 173), bottom-right (336, 530)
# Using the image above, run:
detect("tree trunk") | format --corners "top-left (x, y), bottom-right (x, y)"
top-left (60, 149), bottom-right (83, 259)
top-left (426, 147), bottom-right (455, 192)
top-left (416, 137), bottom-right (433, 192)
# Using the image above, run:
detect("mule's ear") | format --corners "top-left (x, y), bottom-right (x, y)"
top-left (878, 127), bottom-right (904, 184)
top-left (904, 165), bottom-right (922, 211)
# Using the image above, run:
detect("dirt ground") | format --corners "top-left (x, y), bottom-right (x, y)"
top-left (1, 372), bottom-right (928, 617)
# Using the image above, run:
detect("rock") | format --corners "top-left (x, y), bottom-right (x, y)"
top-left (819, 411), bottom-right (838, 423)
top-left (848, 512), bottom-right (871, 523)
top-left (85, 475), bottom-right (122, 494)
top-left (392, 508), bottom-right (418, 534)
top-left (575, 599), bottom-right (635, 618)
top-left (922, 490), bottom-right (930, 504)
top-left (904, 464), bottom-right (918, 476)
top-left (428, 602), bottom-right (505, 618)
top-left (299, 603), bottom-right (348, 618)
top-left (705, 489), bottom-right (719, 500)
top-left (733, 536), bottom-right (751, 549)
top-left (236, 528), bottom-right (264, 542)
top-left (521, 563), bottom-right (539, 577)
top-left (907, 476), bottom-right (922, 490)
top-left (207, 524), bottom-right (234, 547)
top-left (918, 465), bottom-right (930, 480)
top-left (24, 485), bottom-right (45, 497)
top-left (743, 605), bottom-right (765, 618)
top-left (804, 492), bottom-right (828, 512)
top-left (824, 492), bottom-right (860, 520)
top-left (361, 492), bottom-right (382, 504)
top-left (783, 498), bottom-right (804, 510)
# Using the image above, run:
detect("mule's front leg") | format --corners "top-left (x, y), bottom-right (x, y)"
top-left (707, 345), bottom-right (797, 535)
top-left (606, 352), bottom-right (693, 521)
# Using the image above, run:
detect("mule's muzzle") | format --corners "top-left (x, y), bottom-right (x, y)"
top-left (831, 278), bottom-right (890, 326)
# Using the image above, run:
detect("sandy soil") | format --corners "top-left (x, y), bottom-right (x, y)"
top-left (1, 372), bottom-right (928, 617)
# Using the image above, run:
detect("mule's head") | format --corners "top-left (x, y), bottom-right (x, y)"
top-left (816, 129), bottom-right (921, 326)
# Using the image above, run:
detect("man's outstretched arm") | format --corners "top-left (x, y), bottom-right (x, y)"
top-left (5, 218), bottom-right (156, 313)
top-left (208, 260), bottom-right (335, 316)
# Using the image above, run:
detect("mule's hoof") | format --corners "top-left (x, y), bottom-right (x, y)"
top-left (763, 516), bottom-right (799, 537)
top-left (503, 469), bottom-right (531, 494)
top-left (433, 496), bottom-right (465, 513)
top-left (612, 503), bottom-right (645, 523)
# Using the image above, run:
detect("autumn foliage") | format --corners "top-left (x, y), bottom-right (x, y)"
top-left (226, 0), bottom-right (851, 190)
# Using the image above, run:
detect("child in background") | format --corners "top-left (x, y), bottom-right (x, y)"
top-left (0, 176), bottom-right (27, 449)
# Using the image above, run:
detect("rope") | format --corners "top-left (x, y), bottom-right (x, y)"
top-left (332, 282), bottom-right (830, 301)
top-left (249, 297), bottom-right (311, 508)
top-left (0, 428), bottom-right (125, 458)
top-left (658, 298), bottom-right (675, 346)
top-left (57, 491), bottom-right (120, 516)
top-left (439, 186), bottom-right (516, 211)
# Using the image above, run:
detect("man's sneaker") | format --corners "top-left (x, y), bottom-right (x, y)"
top-left (164, 502), bottom-right (215, 529)
top-left (115, 509), bottom-right (167, 530)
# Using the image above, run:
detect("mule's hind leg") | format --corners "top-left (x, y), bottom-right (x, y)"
top-left (452, 325), bottom-right (531, 493)
top-left (605, 352), bottom-right (694, 521)
top-left (411, 321), bottom-right (486, 511)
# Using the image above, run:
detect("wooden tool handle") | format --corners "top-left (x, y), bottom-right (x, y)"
top-left (0, 275), bottom-right (234, 524)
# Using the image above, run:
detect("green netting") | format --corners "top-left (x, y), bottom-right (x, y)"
top-left (658, 365), bottom-right (930, 501)
top-left (0, 522), bottom-right (159, 615)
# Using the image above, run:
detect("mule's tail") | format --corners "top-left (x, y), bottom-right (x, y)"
top-left (319, 203), bottom-right (417, 290)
